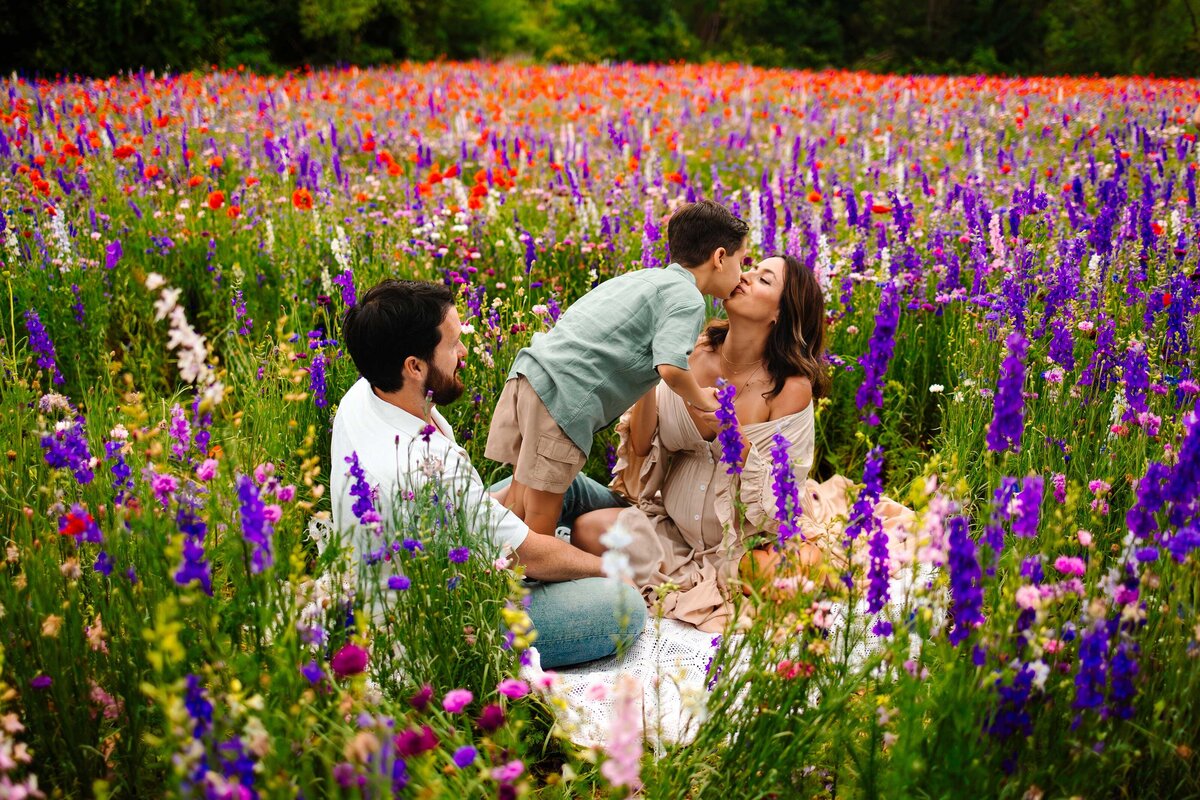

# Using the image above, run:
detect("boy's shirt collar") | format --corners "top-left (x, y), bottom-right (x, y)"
top-left (664, 262), bottom-right (697, 286)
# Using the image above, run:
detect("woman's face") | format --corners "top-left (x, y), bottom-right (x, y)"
top-left (725, 256), bottom-right (786, 323)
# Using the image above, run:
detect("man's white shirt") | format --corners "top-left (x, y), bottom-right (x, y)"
top-left (330, 377), bottom-right (529, 557)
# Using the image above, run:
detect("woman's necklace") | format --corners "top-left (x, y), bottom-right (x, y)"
top-left (724, 360), bottom-right (765, 395)
top-left (719, 346), bottom-right (761, 373)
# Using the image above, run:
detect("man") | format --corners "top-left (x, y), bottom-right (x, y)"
top-left (331, 278), bottom-right (644, 668)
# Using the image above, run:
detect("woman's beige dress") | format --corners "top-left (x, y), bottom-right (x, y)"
top-left (611, 383), bottom-right (913, 633)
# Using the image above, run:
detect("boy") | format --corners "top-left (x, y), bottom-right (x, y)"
top-left (486, 200), bottom-right (750, 536)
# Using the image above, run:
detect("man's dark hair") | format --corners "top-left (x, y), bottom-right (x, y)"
top-left (667, 200), bottom-right (750, 268)
top-left (342, 279), bottom-right (455, 393)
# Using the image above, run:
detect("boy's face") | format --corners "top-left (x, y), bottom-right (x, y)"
top-left (717, 238), bottom-right (750, 298)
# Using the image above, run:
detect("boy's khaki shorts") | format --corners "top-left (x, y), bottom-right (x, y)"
top-left (485, 375), bottom-right (587, 494)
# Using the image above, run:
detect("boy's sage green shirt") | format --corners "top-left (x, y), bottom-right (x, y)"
top-left (509, 262), bottom-right (706, 455)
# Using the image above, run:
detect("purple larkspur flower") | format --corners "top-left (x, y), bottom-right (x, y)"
top-left (345, 451), bottom-right (381, 527)
top-left (332, 268), bottom-right (357, 307)
top-left (1121, 342), bottom-right (1150, 421)
top-left (987, 331), bottom-right (1029, 453)
top-left (301, 660), bottom-right (324, 684)
top-left (41, 414), bottom-right (95, 484)
top-left (310, 351), bottom-right (328, 409)
top-left (1012, 477), bottom-right (1044, 539)
top-left (104, 238), bottom-right (122, 269)
top-left (986, 661), bottom-right (1037, 743)
top-left (769, 431), bottom-right (801, 546)
top-left (854, 281), bottom-right (901, 426)
top-left (236, 473), bottom-right (274, 574)
top-left (231, 290), bottom-right (253, 335)
top-left (640, 201), bottom-right (662, 269)
top-left (184, 674), bottom-right (213, 738)
top-left (168, 404), bottom-right (191, 462)
top-left (714, 379), bottom-right (743, 475)
top-left (947, 515), bottom-right (985, 646)
top-left (24, 308), bottom-right (64, 385)
top-left (174, 495), bottom-right (212, 595)
top-left (1072, 621), bottom-right (1109, 723)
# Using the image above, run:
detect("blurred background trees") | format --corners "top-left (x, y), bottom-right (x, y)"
top-left (1, 0), bottom-right (1197, 76)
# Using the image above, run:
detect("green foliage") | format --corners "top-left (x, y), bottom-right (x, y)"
top-left (4, 0), bottom-right (1199, 75)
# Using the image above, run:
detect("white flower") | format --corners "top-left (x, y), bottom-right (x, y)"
top-left (928, 384), bottom-right (944, 393)
top-left (145, 272), bottom-right (166, 291)
top-left (599, 520), bottom-right (633, 551)
top-left (1028, 659), bottom-right (1050, 690)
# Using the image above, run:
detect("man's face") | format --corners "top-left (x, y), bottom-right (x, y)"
top-left (424, 306), bottom-right (468, 406)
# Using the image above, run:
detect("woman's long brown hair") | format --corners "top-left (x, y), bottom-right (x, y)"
top-left (703, 253), bottom-right (831, 400)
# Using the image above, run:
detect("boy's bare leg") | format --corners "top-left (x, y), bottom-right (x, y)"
top-left (504, 478), bottom-right (565, 537)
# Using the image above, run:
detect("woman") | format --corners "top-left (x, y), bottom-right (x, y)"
top-left (573, 254), bottom-right (841, 632)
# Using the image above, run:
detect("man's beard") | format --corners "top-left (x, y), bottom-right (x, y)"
top-left (426, 361), bottom-right (465, 406)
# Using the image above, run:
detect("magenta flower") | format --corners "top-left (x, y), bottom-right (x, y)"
top-left (497, 678), bottom-right (530, 699)
top-left (330, 643), bottom-right (368, 677)
top-left (1053, 556), bottom-right (1086, 577)
top-left (442, 688), bottom-right (473, 713)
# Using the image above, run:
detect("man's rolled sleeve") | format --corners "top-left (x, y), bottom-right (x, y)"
top-left (442, 445), bottom-right (529, 555)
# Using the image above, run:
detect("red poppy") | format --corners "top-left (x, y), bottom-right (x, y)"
top-left (292, 188), bottom-right (313, 210)
top-left (207, 191), bottom-right (225, 210)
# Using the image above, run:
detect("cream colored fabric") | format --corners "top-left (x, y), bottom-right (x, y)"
top-left (611, 383), bottom-right (914, 632)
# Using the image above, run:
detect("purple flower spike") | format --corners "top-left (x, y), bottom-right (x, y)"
top-left (855, 282), bottom-right (901, 426)
top-left (947, 515), bottom-right (985, 646)
top-left (987, 331), bottom-right (1029, 454)
top-left (714, 379), bottom-right (743, 475)
top-left (769, 431), bottom-right (801, 546)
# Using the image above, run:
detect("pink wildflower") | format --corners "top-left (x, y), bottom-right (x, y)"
top-left (1054, 556), bottom-right (1086, 577)
top-left (442, 688), bottom-right (473, 713)
top-left (497, 678), bottom-right (530, 699)
top-left (601, 673), bottom-right (643, 792)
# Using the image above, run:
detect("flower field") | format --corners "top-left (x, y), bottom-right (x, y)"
top-left (1, 62), bottom-right (1199, 798)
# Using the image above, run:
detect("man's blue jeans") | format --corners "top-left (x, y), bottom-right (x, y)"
top-left (491, 474), bottom-right (645, 668)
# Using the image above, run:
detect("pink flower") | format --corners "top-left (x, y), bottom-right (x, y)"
top-left (276, 484), bottom-right (296, 502)
top-left (1076, 529), bottom-right (1093, 547)
top-left (195, 458), bottom-right (218, 481)
top-left (442, 688), bottom-right (473, 713)
top-left (254, 462), bottom-right (275, 484)
top-left (1054, 556), bottom-right (1086, 577)
top-left (491, 760), bottom-right (524, 782)
top-left (1015, 584), bottom-right (1041, 610)
top-left (600, 673), bottom-right (643, 791)
top-left (262, 504), bottom-right (282, 523)
top-left (330, 643), bottom-right (368, 677)
top-left (497, 678), bottom-right (529, 699)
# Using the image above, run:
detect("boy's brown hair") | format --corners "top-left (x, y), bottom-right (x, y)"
top-left (666, 200), bottom-right (750, 268)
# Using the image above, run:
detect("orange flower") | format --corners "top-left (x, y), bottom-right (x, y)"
top-left (244, 176), bottom-right (259, 187)
top-left (207, 155), bottom-right (224, 170)
top-left (227, 205), bottom-right (241, 219)
top-left (207, 190), bottom-right (225, 210)
top-left (292, 188), bottom-right (313, 211)
top-left (143, 165), bottom-right (160, 180)
top-left (807, 190), bottom-right (823, 204)
top-left (188, 175), bottom-right (204, 188)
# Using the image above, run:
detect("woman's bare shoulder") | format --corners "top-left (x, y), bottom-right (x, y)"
top-left (768, 375), bottom-right (813, 419)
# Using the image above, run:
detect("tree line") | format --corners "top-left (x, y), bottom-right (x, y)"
top-left (2, 0), bottom-right (1198, 77)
